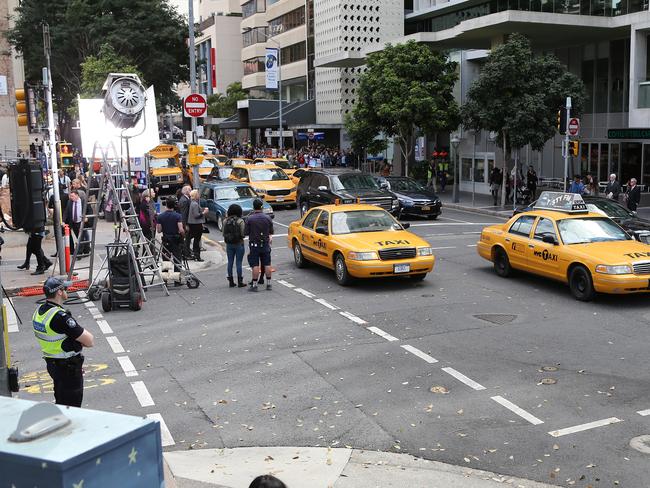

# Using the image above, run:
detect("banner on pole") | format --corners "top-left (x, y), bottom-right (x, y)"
top-left (265, 48), bottom-right (279, 90)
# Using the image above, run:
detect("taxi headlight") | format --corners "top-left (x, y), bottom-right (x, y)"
top-left (418, 247), bottom-right (434, 256)
top-left (348, 251), bottom-right (378, 261)
top-left (253, 188), bottom-right (267, 194)
top-left (595, 264), bottom-right (633, 275)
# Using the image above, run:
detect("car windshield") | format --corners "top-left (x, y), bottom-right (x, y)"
top-left (216, 155), bottom-right (229, 162)
top-left (214, 186), bottom-right (257, 200)
top-left (200, 160), bottom-right (217, 168)
top-left (149, 158), bottom-right (177, 169)
top-left (332, 174), bottom-right (379, 191)
top-left (272, 160), bottom-right (293, 169)
top-left (557, 217), bottom-right (631, 244)
top-left (249, 169), bottom-right (289, 182)
top-left (588, 199), bottom-right (633, 219)
top-left (389, 178), bottom-right (426, 192)
top-left (331, 210), bottom-right (402, 235)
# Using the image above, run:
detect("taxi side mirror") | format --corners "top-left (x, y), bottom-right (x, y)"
top-left (315, 226), bottom-right (328, 235)
top-left (401, 222), bottom-right (411, 229)
top-left (542, 234), bottom-right (558, 245)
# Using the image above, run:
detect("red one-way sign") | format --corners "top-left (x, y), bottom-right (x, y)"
top-left (183, 93), bottom-right (207, 118)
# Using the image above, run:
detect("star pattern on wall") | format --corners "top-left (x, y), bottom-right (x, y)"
top-left (128, 446), bottom-right (138, 465)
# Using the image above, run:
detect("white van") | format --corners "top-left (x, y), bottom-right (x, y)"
top-left (198, 138), bottom-right (217, 155)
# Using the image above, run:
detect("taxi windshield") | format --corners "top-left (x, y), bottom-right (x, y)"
top-left (331, 210), bottom-right (402, 235)
top-left (214, 186), bottom-right (257, 200)
top-left (332, 174), bottom-right (379, 191)
top-left (557, 217), bottom-right (631, 244)
top-left (249, 168), bottom-right (289, 182)
top-left (389, 178), bottom-right (425, 192)
top-left (200, 160), bottom-right (217, 168)
top-left (215, 155), bottom-right (229, 162)
top-left (272, 160), bottom-right (293, 169)
top-left (149, 158), bottom-right (177, 169)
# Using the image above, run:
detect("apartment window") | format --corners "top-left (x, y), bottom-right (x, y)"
top-left (242, 0), bottom-right (265, 18)
top-left (281, 42), bottom-right (307, 64)
top-left (269, 7), bottom-right (305, 35)
top-left (243, 27), bottom-right (268, 47)
top-left (244, 56), bottom-right (265, 75)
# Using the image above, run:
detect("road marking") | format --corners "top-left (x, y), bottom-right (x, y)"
top-left (277, 280), bottom-right (295, 288)
top-left (274, 221), bottom-right (289, 228)
top-left (437, 216), bottom-right (473, 224)
top-left (84, 300), bottom-right (95, 309)
top-left (117, 356), bottom-right (138, 377)
top-left (294, 288), bottom-right (316, 298)
top-left (467, 244), bottom-right (477, 247)
top-left (146, 413), bottom-right (176, 446)
top-left (77, 290), bottom-right (87, 298)
top-left (441, 367), bottom-right (486, 391)
top-left (637, 409), bottom-right (650, 416)
top-left (4, 298), bottom-right (18, 333)
top-left (91, 312), bottom-right (104, 320)
top-left (431, 246), bottom-right (457, 250)
top-left (491, 396), bottom-right (544, 425)
top-left (366, 326), bottom-right (398, 342)
top-left (131, 381), bottom-right (155, 407)
top-left (96, 319), bottom-right (113, 335)
top-left (106, 336), bottom-right (125, 354)
top-left (410, 222), bottom-right (488, 227)
top-left (462, 231), bottom-right (482, 234)
top-left (339, 311), bottom-right (367, 325)
top-left (401, 345), bottom-right (438, 363)
top-left (314, 298), bottom-right (339, 310)
top-left (548, 417), bottom-right (623, 437)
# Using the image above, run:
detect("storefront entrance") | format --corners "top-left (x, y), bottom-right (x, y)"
top-left (579, 141), bottom-right (646, 186)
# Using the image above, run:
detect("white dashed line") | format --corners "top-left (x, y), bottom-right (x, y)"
top-left (314, 298), bottom-right (339, 310)
top-left (106, 336), bottom-right (125, 354)
top-left (77, 290), bottom-right (87, 298)
top-left (4, 298), bottom-right (18, 333)
top-left (466, 244), bottom-right (477, 247)
top-left (91, 312), bottom-right (104, 320)
top-left (84, 300), bottom-right (94, 309)
top-left (638, 409), bottom-right (650, 416)
top-left (491, 396), bottom-right (544, 425)
top-left (146, 413), bottom-right (176, 446)
top-left (366, 326), bottom-right (398, 342)
top-left (339, 311), bottom-right (367, 325)
top-left (117, 356), bottom-right (138, 377)
top-left (277, 280), bottom-right (295, 288)
top-left (548, 417), bottom-right (623, 437)
top-left (431, 246), bottom-right (457, 250)
top-left (274, 221), bottom-right (289, 228)
top-left (294, 288), bottom-right (316, 298)
top-left (401, 345), bottom-right (438, 363)
top-left (96, 319), bottom-right (113, 335)
top-left (441, 367), bottom-right (486, 391)
top-left (131, 381), bottom-right (155, 407)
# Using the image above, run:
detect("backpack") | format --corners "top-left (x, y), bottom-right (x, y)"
top-left (223, 216), bottom-right (242, 244)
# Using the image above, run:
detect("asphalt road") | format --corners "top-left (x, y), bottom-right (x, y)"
top-left (7, 205), bottom-right (650, 488)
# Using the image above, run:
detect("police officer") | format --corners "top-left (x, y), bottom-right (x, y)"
top-left (245, 199), bottom-right (274, 292)
top-left (33, 277), bottom-right (94, 407)
top-left (156, 196), bottom-right (185, 276)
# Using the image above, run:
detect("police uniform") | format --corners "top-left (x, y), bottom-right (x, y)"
top-left (32, 298), bottom-right (86, 407)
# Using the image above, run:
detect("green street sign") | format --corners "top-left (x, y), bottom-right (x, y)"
top-left (607, 128), bottom-right (650, 139)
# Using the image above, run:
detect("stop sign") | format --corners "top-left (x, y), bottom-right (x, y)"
top-left (568, 117), bottom-right (580, 136)
top-left (183, 93), bottom-right (207, 118)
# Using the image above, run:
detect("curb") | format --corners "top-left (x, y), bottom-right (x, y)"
top-left (443, 202), bottom-right (511, 219)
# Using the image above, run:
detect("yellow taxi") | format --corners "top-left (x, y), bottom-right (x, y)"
top-left (229, 164), bottom-right (297, 206)
top-left (288, 203), bottom-right (435, 285)
top-left (477, 192), bottom-right (650, 301)
top-left (206, 154), bottom-right (230, 166)
top-left (230, 157), bottom-right (253, 167)
top-left (185, 157), bottom-right (219, 186)
top-left (288, 167), bottom-right (310, 186)
top-left (254, 157), bottom-right (298, 177)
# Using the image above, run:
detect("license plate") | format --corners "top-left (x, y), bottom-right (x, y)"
top-left (275, 197), bottom-right (284, 202)
top-left (421, 206), bottom-right (431, 211)
top-left (394, 263), bottom-right (410, 274)
top-left (162, 184), bottom-right (169, 189)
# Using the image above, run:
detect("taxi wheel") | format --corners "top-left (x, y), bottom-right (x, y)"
top-left (334, 253), bottom-right (351, 286)
top-left (493, 248), bottom-right (512, 277)
top-left (569, 265), bottom-right (595, 301)
top-left (293, 240), bottom-right (308, 268)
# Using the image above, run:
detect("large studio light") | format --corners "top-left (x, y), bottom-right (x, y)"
top-left (102, 73), bottom-right (147, 129)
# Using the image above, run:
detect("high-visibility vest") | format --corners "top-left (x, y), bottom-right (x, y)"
top-left (32, 306), bottom-right (77, 359)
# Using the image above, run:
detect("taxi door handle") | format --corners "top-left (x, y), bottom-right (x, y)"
top-left (505, 238), bottom-right (511, 242)
top-left (528, 244), bottom-right (535, 248)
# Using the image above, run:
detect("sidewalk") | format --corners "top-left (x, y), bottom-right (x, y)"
top-left (163, 447), bottom-right (557, 488)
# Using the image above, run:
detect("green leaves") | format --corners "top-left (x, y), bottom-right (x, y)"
top-left (207, 82), bottom-right (247, 118)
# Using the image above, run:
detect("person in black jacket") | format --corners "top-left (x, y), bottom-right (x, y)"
top-left (177, 185), bottom-right (192, 258)
top-left (626, 178), bottom-right (641, 211)
top-left (605, 173), bottom-right (621, 201)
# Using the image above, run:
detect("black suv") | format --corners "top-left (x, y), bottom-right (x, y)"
top-left (297, 169), bottom-right (399, 216)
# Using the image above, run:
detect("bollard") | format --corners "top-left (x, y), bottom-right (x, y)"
top-left (64, 225), bottom-right (70, 273)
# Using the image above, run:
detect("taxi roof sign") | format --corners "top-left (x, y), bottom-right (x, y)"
top-left (534, 191), bottom-right (588, 213)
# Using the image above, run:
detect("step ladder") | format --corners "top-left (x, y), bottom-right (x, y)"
top-left (68, 142), bottom-right (169, 300)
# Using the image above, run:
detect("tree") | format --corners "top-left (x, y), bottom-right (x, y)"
top-left (207, 82), bottom-right (247, 118)
top-left (9, 0), bottom-right (188, 136)
top-left (346, 40), bottom-right (459, 176)
top-left (461, 33), bottom-right (587, 205)
top-left (79, 44), bottom-right (143, 99)
top-left (344, 113), bottom-right (387, 158)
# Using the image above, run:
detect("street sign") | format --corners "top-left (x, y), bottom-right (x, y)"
top-left (183, 93), bottom-right (207, 118)
top-left (568, 117), bottom-right (580, 137)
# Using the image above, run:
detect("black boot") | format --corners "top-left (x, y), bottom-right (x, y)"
top-left (237, 276), bottom-right (246, 288)
top-left (194, 252), bottom-right (204, 262)
top-left (17, 261), bottom-right (29, 270)
top-left (31, 267), bottom-right (45, 275)
top-left (228, 276), bottom-right (236, 287)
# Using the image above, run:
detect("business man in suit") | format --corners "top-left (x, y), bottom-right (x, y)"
top-left (605, 173), bottom-right (621, 201)
top-left (64, 190), bottom-right (86, 257)
top-left (626, 178), bottom-right (641, 212)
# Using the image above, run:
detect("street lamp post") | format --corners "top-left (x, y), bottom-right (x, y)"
top-left (451, 134), bottom-right (461, 203)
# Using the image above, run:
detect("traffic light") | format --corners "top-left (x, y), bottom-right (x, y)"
top-left (569, 140), bottom-right (579, 157)
top-left (58, 142), bottom-right (73, 168)
top-left (15, 85), bottom-right (37, 132)
top-left (187, 144), bottom-right (204, 166)
top-left (556, 107), bottom-right (567, 134)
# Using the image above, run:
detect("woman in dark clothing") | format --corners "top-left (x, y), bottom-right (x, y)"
top-left (187, 189), bottom-right (208, 261)
top-left (17, 226), bottom-right (52, 275)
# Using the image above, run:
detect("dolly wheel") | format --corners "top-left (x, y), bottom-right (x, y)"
top-left (101, 291), bottom-right (112, 312)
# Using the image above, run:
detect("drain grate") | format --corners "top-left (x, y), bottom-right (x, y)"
top-left (473, 314), bottom-right (518, 325)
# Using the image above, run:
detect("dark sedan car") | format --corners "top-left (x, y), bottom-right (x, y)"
top-left (514, 195), bottom-right (650, 243)
top-left (376, 176), bottom-right (442, 219)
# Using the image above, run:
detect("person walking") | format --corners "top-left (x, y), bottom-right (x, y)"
top-left (605, 173), bottom-right (621, 201)
top-left (489, 167), bottom-right (501, 205)
top-left (187, 189), bottom-right (208, 262)
top-left (223, 204), bottom-right (247, 288)
top-left (178, 185), bottom-right (192, 258)
top-left (64, 190), bottom-right (85, 256)
top-left (568, 175), bottom-right (585, 195)
top-left (526, 166), bottom-right (538, 199)
top-left (156, 197), bottom-right (185, 276)
top-left (626, 178), bottom-right (641, 211)
top-left (17, 226), bottom-right (52, 275)
top-left (33, 277), bottom-right (94, 407)
top-left (245, 199), bottom-right (274, 292)
top-left (138, 189), bottom-right (157, 254)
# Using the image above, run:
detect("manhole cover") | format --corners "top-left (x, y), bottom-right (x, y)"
top-left (539, 378), bottom-right (557, 385)
top-left (541, 366), bottom-right (558, 372)
top-left (473, 314), bottom-right (518, 325)
top-left (630, 435), bottom-right (650, 454)
top-left (430, 386), bottom-right (449, 394)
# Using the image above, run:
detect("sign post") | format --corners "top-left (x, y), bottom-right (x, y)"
top-left (563, 97), bottom-right (571, 192)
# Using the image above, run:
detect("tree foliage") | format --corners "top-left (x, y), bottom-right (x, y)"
top-left (346, 40), bottom-right (459, 175)
top-left (207, 82), bottom-right (247, 118)
top-left (461, 33), bottom-right (587, 202)
top-left (79, 44), bottom-right (144, 98)
top-left (9, 0), bottom-right (188, 133)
